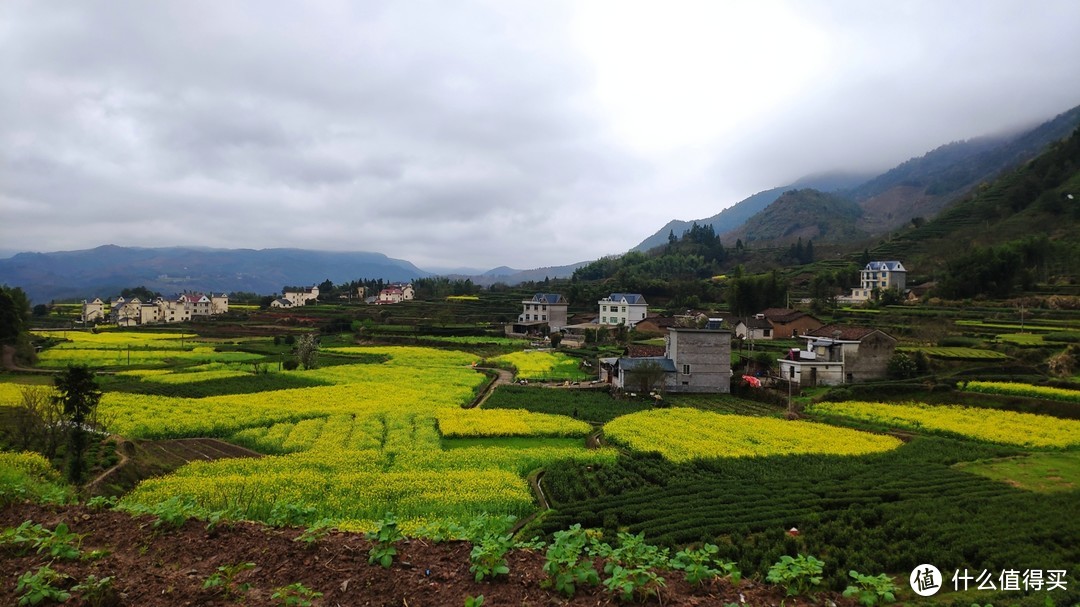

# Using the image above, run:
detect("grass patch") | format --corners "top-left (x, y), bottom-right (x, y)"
top-left (955, 452), bottom-right (1080, 493)
top-left (483, 385), bottom-right (652, 424)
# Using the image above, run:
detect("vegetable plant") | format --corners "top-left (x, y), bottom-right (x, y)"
top-left (72, 575), bottom-right (117, 607)
top-left (843, 570), bottom-right (900, 606)
top-left (542, 524), bottom-right (599, 597)
top-left (366, 514), bottom-right (404, 568)
top-left (766, 554), bottom-right (825, 597)
top-left (16, 566), bottom-right (71, 606)
top-left (271, 582), bottom-right (323, 606)
top-left (671, 543), bottom-right (741, 585)
top-left (203, 562), bottom-right (256, 599)
top-left (469, 532), bottom-right (514, 582)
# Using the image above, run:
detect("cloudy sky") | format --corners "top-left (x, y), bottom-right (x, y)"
top-left (3, 1), bottom-right (1080, 272)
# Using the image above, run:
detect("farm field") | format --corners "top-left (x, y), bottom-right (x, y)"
top-left (3, 331), bottom-right (1079, 605)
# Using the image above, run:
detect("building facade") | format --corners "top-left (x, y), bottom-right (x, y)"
top-left (850, 261), bottom-right (907, 301)
top-left (518, 293), bottom-right (569, 331)
top-left (598, 293), bottom-right (648, 327)
top-left (777, 326), bottom-right (897, 387)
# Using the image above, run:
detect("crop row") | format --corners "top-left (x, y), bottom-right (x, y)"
top-left (960, 380), bottom-right (1080, 403)
top-left (539, 437), bottom-right (1079, 590)
top-left (489, 351), bottom-right (591, 381)
top-left (603, 409), bottom-right (902, 462)
top-left (437, 408), bottom-right (592, 438)
top-left (809, 401), bottom-right (1080, 448)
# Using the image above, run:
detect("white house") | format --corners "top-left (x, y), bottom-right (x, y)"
top-left (598, 293), bottom-right (648, 328)
top-left (850, 261), bottom-right (906, 301)
top-left (777, 325), bottom-right (897, 387)
top-left (283, 286), bottom-right (320, 306)
top-left (80, 298), bottom-right (105, 323)
top-left (376, 283), bottom-right (415, 304)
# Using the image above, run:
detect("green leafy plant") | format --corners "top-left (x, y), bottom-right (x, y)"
top-left (469, 532), bottom-right (514, 582)
top-left (85, 496), bottom-right (118, 511)
top-left (271, 582), bottom-right (323, 606)
top-left (35, 522), bottom-right (84, 560)
top-left (366, 514), bottom-right (404, 568)
top-left (591, 532), bottom-right (667, 602)
top-left (294, 519), bottom-right (335, 547)
top-left (766, 554), bottom-right (825, 597)
top-left (602, 564), bottom-right (666, 603)
top-left (203, 562), bottom-right (256, 599)
top-left (671, 543), bottom-right (741, 585)
top-left (542, 524), bottom-right (599, 597)
top-left (843, 570), bottom-right (900, 606)
top-left (72, 575), bottom-right (118, 607)
top-left (268, 501), bottom-right (316, 527)
top-left (16, 566), bottom-right (71, 606)
top-left (464, 595), bottom-right (485, 607)
top-left (1, 520), bottom-right (50, 555)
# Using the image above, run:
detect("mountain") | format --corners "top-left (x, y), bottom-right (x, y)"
top-left (725, 189), bottom-right (865, 244)
top-left (453, 262), bottom-right (592, 287)
top-left (631, 172), bottom-right (873, 253)
top-left (0, 245), bottom-right (430, 303)
top-left (635, 103), bottom-right (1080, 253)
top-left (850, 103), bottom-right (1080, 234)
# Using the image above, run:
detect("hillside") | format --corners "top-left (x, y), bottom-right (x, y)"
top-left (0, 246), bottom-right (430, 303)
top-left (726, 189), bottom-right (864, 245)
top-left (866, 124), bottom-right (1080, 288)
top-left (631, 172), bottom-right (871, 252)
top-left (851, 103), bottom-right (1080, 234)
top-left (635, 103), bottom-right (1080, 253)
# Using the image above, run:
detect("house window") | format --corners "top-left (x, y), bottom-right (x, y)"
top-left (542, 315), bottom-right (547, 321)
top-left (622, 306), bottom-right (627, 312)
top-left (789, 366), bottom-right (795, 378)
top-left (682, 364), bottom-right (691, 375)
top-left (763, 329), bottom-right (772, 337)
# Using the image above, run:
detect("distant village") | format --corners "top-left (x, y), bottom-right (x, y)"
top-left (80, 262), bottom-right (908, 395)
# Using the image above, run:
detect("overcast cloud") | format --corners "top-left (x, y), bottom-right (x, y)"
top-left (3, 0), bottom-right (1080, 271)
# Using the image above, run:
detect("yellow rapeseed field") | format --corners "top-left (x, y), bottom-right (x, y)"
top-left (604, 408), bottom-right (902, 462)
top-left (809, 401), bottom-right (1080, 448)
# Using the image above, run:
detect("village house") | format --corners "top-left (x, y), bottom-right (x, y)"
top-left (510, 293), bottom-right (568, 334)
top-left (777, 325), bottom-right (897, 387)
top-left (849, 261), bottom-right (907, 301)
top-left (598, 293), bottom-right (648, 328)
top-left (376, 283), bottom-right (415, 304)
top-left (601, 320), bottom-right (732, 393)
top-left (282, 285), bottom-right (320, 307)
top-left (758, 308), bottom-right (823, 339)
top-left (80, 298), bottom-right (105, 323)
top-left (732, 315), bottom-right (774, 340)
top-left (100, 292), bottom-right (229, 326)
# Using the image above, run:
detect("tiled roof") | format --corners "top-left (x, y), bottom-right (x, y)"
top-left (626, 344), bottom-right (667, 358)
top-left (531, 293), bottom-right (567, 304)
top-left (607, 293), bottom-right (646, 305)
top-left (806, 325), bottom-right (879, 341)
top-left (864, 261), bottom-right (905, 272)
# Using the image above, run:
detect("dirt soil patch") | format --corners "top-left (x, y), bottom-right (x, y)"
top-left (1, 502), bottom-right (854, 607)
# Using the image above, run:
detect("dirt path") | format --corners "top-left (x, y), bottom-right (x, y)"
top-left (1, 344), bottom-right (54, 374)
top-left (468, 366), bottom-right (515, 408)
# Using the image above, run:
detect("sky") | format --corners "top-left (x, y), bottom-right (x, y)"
top-left (3, 1), bottom-right (1080, 272)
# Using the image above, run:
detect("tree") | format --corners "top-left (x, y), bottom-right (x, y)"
top-left (53, 365), bottom-right (103, 483)
top-left (296, 333), bottom-right (320, 370)
top-left (549, 332), bottom-right (563, 348)
top-left (886, 353), bottom-right (918, 380)
top-left (626, 359), bottom-right (668, 394)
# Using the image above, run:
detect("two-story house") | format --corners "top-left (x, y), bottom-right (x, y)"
top-left (850, 261), bottom-right (906, 301)
top-left (777, 325), bottom-right (896, 387)
top-left (598, 293), bottom-right (648, 328)
top-left (376, 283), bottom-right (415, 304)
top-left (80, 298), bottom-right (105, 323)
top-left (605, 320), bottom-right (732, 393)
top-left (283, 285), bottom-right (320, 306)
